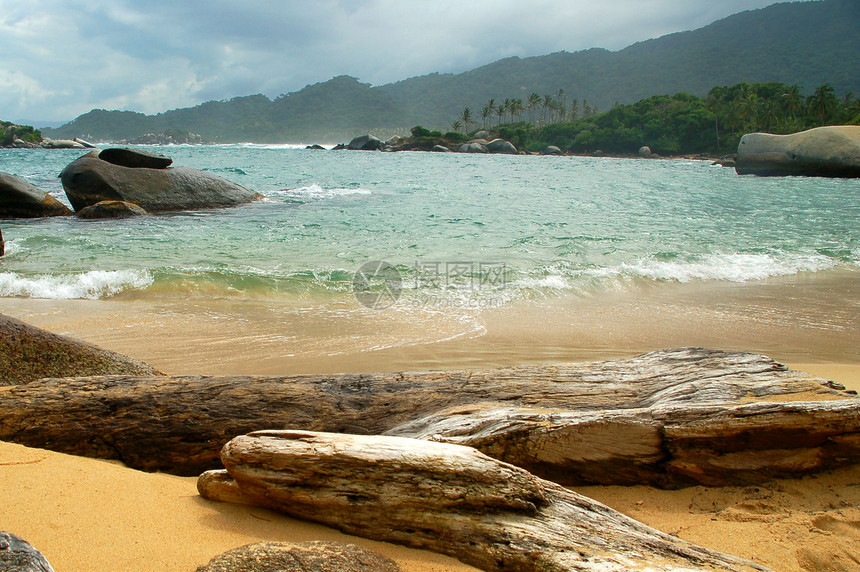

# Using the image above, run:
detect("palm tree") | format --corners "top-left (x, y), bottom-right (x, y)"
top-left (451, 120), bottom-right (462, 133)
top-left (808, 83), bottom-right (838, 126)
top-left (480, 105), bottom-right (492, 129)
top-left (781, 84), bottom-right (803, 124)
top-left (527, 92), bottom-right (541, 125)
top-left (509, 98), bottom-right (524, 123)
top-left (542, 94), bottom-right (553, 124)
top-left (461, 108), bottom-right (473, 132)
top-left (495, 102), bottom-right (507, 127)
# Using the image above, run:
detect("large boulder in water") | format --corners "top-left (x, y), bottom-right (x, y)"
top-left (735, 125), bottom-right (860, 177)
top-left (0, 172), bottom-right (73, 218)
top-left (60, 149), bottom-right (263, 212)
top-left (457, 141), bottom-right (489, 154)
top-left (347, 134), bottom-right (383, 151)
top-left (76, 200), bottom-right (149, 219)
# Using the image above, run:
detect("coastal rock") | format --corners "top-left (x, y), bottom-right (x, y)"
top-left (456, 142), bottom-right (488, 154)
top-left (0, 172), bottom-right (74, 218)
top-left (0, 532), bottom-right (55, 572)
top-left (305, 144), bottom-right (325, 150)
top-left (76, 200), bottom-right (149, 219)
top-left (544, 145), bottom-right (562, 155)
top-left (41, 139), bottom-right (84, 149)
top-left (472, 130), bottom-right (490, 140)
top-left (60, 150), bottom-right (263, 212)
top-left (98, 148), bottom-right (172, 169)
top-left (735, 125), bottom-right (860, 177)
top-left (11, 139), bottom-right (37, 149)
top-left (2, 348), bottom-right (859, 485)
top-left (639, 145), bottom-right (652, 157)
top-left (199, 431), bottom-right (767, 572)
top-left (195, 541), bottom-right (401, 572)
top-left (431, 144), bottom-right (450, 152)
top-left (347, 134), bottom-right (383, 151)
top-left (486, 138), bottom-right (517, 154)
top-left (0, 313), bottom-right (162, 385)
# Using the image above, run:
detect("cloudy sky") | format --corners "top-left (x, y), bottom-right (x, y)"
top-left (2, 0), bottom-right (791, 124)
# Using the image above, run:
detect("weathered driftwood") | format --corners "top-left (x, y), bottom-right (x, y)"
top-left (199, 430), bottom-right (770, 572)
top-left (1, 348), bottom-right (858, 485)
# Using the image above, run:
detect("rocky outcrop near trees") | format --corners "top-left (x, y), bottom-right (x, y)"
top-left (0, 313), bottom-right (161, 385)
top-left (1, 348), bottom-right (857, 484)
top-left (735, 125), bottom-right (860, 177)
top-left (0, 172), bottom-right (73, 218)
top-left (198, 430), bottom-right (769, 572)
top-left (60, 148), bottom-right (264, 212)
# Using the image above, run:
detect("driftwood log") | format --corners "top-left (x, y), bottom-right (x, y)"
top-left (1, 348), bottom-right (858, 485)
top-left (198, 430), bottom-right (770, 572)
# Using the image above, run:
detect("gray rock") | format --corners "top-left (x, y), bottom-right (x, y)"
top-left (735, 125), bottom-right (860, 177)
top-left (41, 139), bottom-right (84, 149)
top-left (0, 172), bottom-right (74, 218)
top-left (384, 135), bottom-right (402, 146)
top-left (60, 151), bottom-right (264, 212)
top-left (468, 138), bottom-right (489, 146)
top-left (98, 148), bottom-right (172, 169)
top-left (431, 145), bottom-right (450, 152)
top-left (11, 139), bottom-right (37, 149)
top-left (639, 145), bottom-right (652, 157)
top-left (0, 532), bottom-right (55, 572)
top-left (472, 130), bottom-right (490, 140)
top-left (0, 313), bottom-right (162, 385)
top-left (195, 541), bottom-right (401, 572)
top-left (544, 145), bottom-right (562, 155)
top-left (76, 200), bottom-right (149, 219)
top-left (347, 134), bottom-right (383, 151)
top-left (486, 139), bottom-right (518, 154)
top-left (456, 142), bottom-right (489, 154)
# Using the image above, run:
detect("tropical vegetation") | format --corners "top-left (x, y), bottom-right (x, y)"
top-left (1, 120), bottom-right (42, 146)
top-left (455, 82), bottom-right (860, 156)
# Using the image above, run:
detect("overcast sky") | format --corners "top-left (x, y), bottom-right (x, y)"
top-left (2, 0), bottom-right (793, 124)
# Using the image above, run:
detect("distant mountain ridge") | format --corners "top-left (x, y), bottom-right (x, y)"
top-left (45, 0), bottom-right (860, 143)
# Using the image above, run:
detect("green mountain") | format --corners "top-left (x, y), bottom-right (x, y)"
top-left (45, 0), bottom-right (860, 143)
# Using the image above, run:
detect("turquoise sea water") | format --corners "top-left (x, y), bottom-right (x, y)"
top-left (0, 145), bottom-right (858, 305)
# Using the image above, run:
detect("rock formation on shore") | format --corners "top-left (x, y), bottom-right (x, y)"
top-left (196, 541), bottom-right (401, 572)
top-left (735, 125), bottom-right (860, 177)
top-left (0, 313), bottom-right (161, 385)
top-left (0, 172), bottom-right (73, 218)
top-left (198, 430), bottom-right (769, 572)
top-left (60, 148), bottom-right (264, 213)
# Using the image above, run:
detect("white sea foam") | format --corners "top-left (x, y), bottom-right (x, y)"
top-left (620, 252), bottom-right (837, 283)
top-left (0, 269), bottom-right (154, 299)
top-left (267, 183), bottom-right (371, 199)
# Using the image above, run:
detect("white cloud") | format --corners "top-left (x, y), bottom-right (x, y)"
top-left (0, 0), bottom-right (790, 123)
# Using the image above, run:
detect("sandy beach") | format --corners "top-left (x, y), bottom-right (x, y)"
top-left (1, 270), bottom-right (858, 571)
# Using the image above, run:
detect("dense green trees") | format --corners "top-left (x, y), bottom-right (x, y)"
top-left (1, 121), bottom-right (43, 146)
top-left (466, 81), bottom-right (860, 156)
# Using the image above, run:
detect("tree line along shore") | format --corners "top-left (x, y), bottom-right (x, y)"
top-left (5, 81), bottom-right (859, 159)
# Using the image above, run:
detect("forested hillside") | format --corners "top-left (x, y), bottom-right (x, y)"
top-left (45, 0), bottom-right (860, 143)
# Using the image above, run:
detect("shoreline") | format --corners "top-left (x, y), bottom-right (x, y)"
top-left (0, 268), bottom-right (855, 376)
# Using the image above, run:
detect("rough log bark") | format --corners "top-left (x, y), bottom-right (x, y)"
top-left (1, 348), bottom-right (857, 485)
top-left (198, 430), bottom-right (771, 572)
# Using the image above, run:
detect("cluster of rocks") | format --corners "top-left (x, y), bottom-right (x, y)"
top-left (334, 132), bottom-right (534, 155)
top-left (120, 132), bottom-right (204, 146)
top-left (0, 147), bottom-right (263, 220)
top-left (4, 136), bottom-right (96, 150)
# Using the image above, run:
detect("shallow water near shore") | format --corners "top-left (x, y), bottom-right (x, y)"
top-left (0, 145), bottom-right (858, 371)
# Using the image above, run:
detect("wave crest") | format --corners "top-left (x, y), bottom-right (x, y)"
top-left (0, 269), bottom-right (154, 299)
